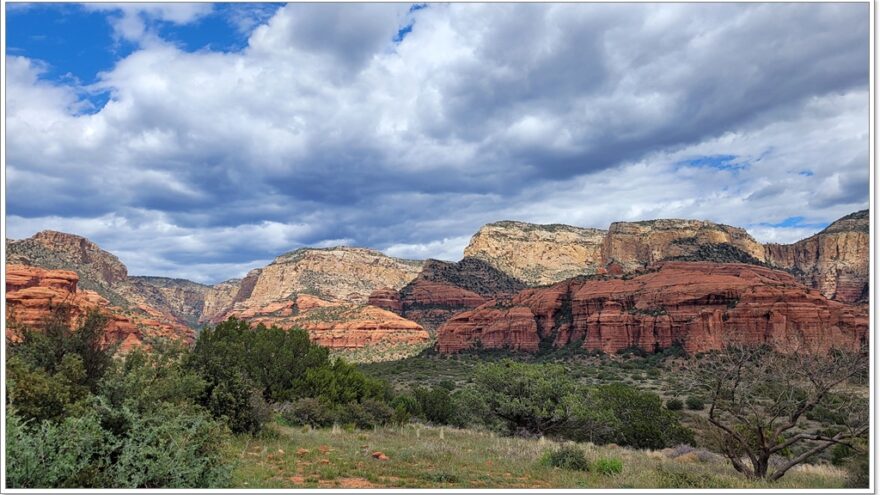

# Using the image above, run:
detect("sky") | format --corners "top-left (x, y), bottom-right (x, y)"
top-left (5, 3), bottom-right (870, 284)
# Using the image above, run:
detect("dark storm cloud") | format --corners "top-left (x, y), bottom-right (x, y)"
top-left (5, 3), bottom-right (869, 282)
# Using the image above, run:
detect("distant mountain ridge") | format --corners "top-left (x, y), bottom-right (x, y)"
top-left (5, 210), bottom-right (868, 346)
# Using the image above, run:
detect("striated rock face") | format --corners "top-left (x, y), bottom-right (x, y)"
top-left (765, 210), bottom-right (868, 303)
top-left (6, 265), bottom-right (194, 352)
top-left (603, 220), bottom-right (766, 272)
top-left (218, 247), bottom-right (422, 315)
top-left (7, 231), bottom-right (130, 306)
top-left (464, 221), bottom-right (607, 286)
top-left (368, 257), bottom-right (528, 332)
top-left (7, 231), bottom-right (204, 327)
top-left (437, 262), bottom-right (866, 355)
top-left (199, 268), bottom-right (264, 324)
top-left (118, 277), bottom-right (210, 328)
top-left (222, 294), bottom-right (429, 349)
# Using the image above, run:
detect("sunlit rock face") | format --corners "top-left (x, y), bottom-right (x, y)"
top-left (438, 262), bottom-right (867, 355)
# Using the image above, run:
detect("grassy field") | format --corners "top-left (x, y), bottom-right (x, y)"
top-left (228, 422), bottom-right (849, 489)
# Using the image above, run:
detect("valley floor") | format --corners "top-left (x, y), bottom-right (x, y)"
top-left (228, 422), bottom-right (848, 489)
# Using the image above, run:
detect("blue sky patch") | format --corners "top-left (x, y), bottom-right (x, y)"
top-left (6, 3), bottom-right (282, 85)
top-left (767, 216), bottom-right (829, 230)
top-left (7, 4), bottom-right (132, 85)
top-left (678, 154), bottom-right (747, 171)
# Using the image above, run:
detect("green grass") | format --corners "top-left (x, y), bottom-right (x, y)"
top-left (227, 422), bottom-right (848, 489)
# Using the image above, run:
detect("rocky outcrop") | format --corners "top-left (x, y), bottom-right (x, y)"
top-left (464, 221), bottom-right (607, 286)
top-left (199, 268), bottom-right (263, 325)
top-left (437, 262), bottom-right (866, 355)
top-left (7, 231), bottom-right (205, 326)
top-left (602, 220), bottom-right (766, 272)
top-left (6, 265), bottom-right (194, 352)
top-left (217, 247), bottom-right (422, 316)
top-left (369, 257), bottom-right (527, 332)
top-left (221, 294), bottom-right (429, 349)
top-left (7, 231), bottom-right (130, 306)
top-left (117, 276), bottom-right (210, 328)
top-left (765, 210), bottom-right (869, 304)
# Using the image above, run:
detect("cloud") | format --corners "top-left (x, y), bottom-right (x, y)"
top-left (84, 3), bottom-right (213, 44)
top-left (6, 3), bottom-right (869, 283)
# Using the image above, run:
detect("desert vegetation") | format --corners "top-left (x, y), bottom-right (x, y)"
top-left (5, 310), bottom-right (869, 488)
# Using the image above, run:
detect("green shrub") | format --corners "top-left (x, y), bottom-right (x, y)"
top-left (844, 453), bottom-right (869, 488)
top-left (656, 466), bottom-right (723, 488)
top-left (541, 445), bottom-right (589, 471)
top-left (390, 393), bottom-right (421, 424)
top-left (6, 354), bottom-right (91, 423)
top-left (6, 409), bottom-right (114, 488)
top-left (98, 344), bottom-right (206, 413)
top-left (6, 405), bottom-right (231, 488)
top-left (413, 386), bottom-right (455, 425)
top-left (685, 396), bottom-right (705, 410)
top-left (300, 359), bottom-right (389, 405)
top-left (593, 383), bottom-right (694, 449)
top-left (592, 456), bottom-right (624, 475)
top-left (106, 405), bottom-right (232, 488)
top-left (6, 308), bottom-right (116, 424)
top-left (666, 398), bottom-right (683, 411)
top-left (9, 308), bottom-right (114, 391)
top-left (338, 399), bottom-right (394, 429)
top-left (472, 360), bottom-right (580, 436)
top-left (186, 318), bottom-right (329, 403)
top-left (278, 398), bottom-right (334, 427)
top-left (448, 387), bottom-right (493, 429)
top-left (205, 370), bottom-right (271, 434)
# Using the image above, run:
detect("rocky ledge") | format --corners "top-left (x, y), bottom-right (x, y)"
top-left (437, 262), bottom-right (867, 355)
top-left (6, 264), bottom-right (194, 352)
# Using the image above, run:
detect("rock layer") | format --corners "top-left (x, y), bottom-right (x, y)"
top-left (464, 221), bottom-right (607, 285)
top-left (765, 210), bottom-right (869, 303)
top-left (235, 247), bottom-right (422, 310)
top-left (118, 276), bottom-right (210, 327)
top-left (602, 220), bottom-right (766, 272)
top-left (437, 262), bottom-right (866, 355)
top-left (368, 258), bottom-right (527, 332)
top-left (222, 294), bottom-right (429, 349)
top-left (6, 265), bottom-right (194, 352)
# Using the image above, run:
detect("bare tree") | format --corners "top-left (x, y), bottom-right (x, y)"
top-left (686, 338), bottom-right (868, 481)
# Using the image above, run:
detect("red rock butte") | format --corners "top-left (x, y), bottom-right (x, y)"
top-left (219, 294), bottom-right (430, 349)
top-left (437, 262), bottom-right (867, 355)
top-left (6, 264), bottom-right (194, 352)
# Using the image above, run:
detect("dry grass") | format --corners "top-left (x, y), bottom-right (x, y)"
top-left (228, 422), bottom-right (848, 489)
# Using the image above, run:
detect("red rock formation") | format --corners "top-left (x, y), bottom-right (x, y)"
top-left (368, 258), bottom-right (526, 332)
top-left (368, 287), bottom-right (403, 313)
top-left (221, 294), bottom-right (430, 349)
top-left (437, 262), bottom-right (867, 355)
top-left (6, 264), bottom-right (194, 352)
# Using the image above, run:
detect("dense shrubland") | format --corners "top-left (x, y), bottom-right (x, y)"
top-left (6, 313), bottom-right (389, 487)
top-left (5, 309), bottom-right (867, 488)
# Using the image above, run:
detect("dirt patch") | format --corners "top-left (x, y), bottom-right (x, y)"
top-left (318, 477), bottom-right (378, 488)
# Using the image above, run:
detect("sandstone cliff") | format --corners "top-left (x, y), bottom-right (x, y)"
top-left (225, 247), bottom-right (422, 312)
top-left (6, 265), bottom-right (194, 352)
top-left (7, 231), bottom-right (130, 306)
top-left (117, 276), bottom-right (210, 328)
top-left (369, 257), bottom-right (527, 332)
top-left (464, 221), bottom-right (607, 286)
top-left (602, 219), bottom-right (766, 272)
top-left (221, 294), bottom-right (429, 349)
top-left (437, 262), bottom-right (866, 355)
top-left (7, 231), bottom-right (202, 327)
top-left (199, 268), bottom-right (263, 324)
top-left (765, 210), bottom-right (868, 304)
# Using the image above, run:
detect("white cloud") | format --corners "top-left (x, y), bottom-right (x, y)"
top-left (5, 4), bottom-right (869, 283)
